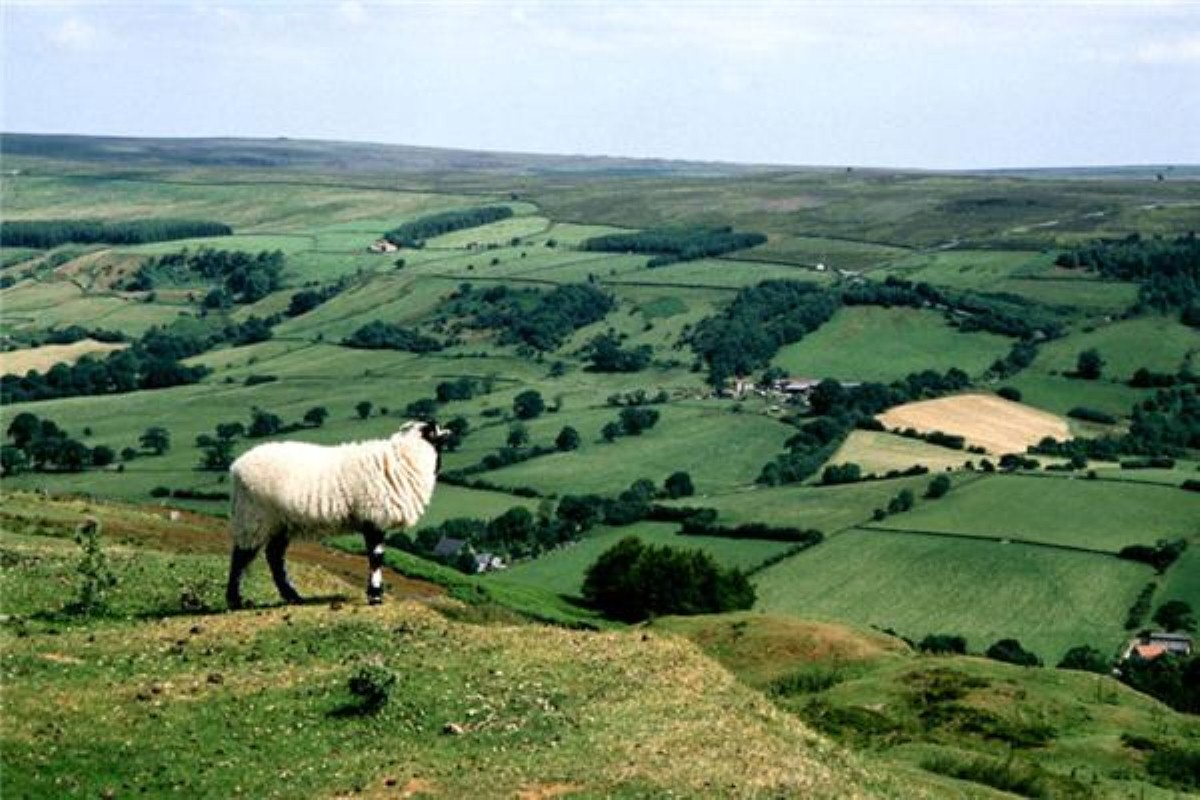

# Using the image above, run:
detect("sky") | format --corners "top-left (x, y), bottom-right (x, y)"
top-left (3, 1), bottom-right (1199, 169)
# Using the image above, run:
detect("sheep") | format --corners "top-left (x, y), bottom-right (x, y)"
top-left (225, 420), bottom-right (451, 609)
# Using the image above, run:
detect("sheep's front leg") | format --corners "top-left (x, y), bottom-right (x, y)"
top-left (266, 532), bottom-right (303, 605)
top-left (362, 523), bottom-right (387, 605)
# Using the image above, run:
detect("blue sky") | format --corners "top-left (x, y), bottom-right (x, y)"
top-left (3, 1), bottom-right (1199, 168)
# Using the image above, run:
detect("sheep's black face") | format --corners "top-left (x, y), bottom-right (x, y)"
top-left (419, 421), bottom-right (452, 472)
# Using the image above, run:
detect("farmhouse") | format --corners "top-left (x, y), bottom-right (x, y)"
top-left (1122, 631), bottom-right (1193, 662)
top-left (368, 239), bottom-right (398, 253)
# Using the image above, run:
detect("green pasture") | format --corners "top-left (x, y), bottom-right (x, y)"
top-left (827, 431), bottom-right (975, 475)
top-left (1033, 315), bottom-right (1198, 379)
top-left (661, 473), bottom-right (952, 534)
top-left (493, 521), bottom-right (795, 597)
top-left (880, 473), bottom-right (1199, 553)
top-left (754, 528), bottom-right (1151, 661)
top-left (771, 306), bottom-right (1010, 382)
top-left (478, 403), bottom-right (793, 496)
top-left (744, 234), bottom-right (909, 271)
top-left (1003, 372), bottom-right (1149, 417)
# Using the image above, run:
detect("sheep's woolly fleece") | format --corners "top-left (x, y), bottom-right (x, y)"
top-left (229, 423), bottom-right (439, 549)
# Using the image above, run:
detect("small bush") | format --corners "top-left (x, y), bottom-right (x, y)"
top-left (67, 519), bottom-right (118, 616)
top-left (347, 661), bottom-right (397, 713)
top-left (985, 638), bottom-right (1042, 667)
top-left (918, 633), bottom-right (967, 654)
top-left (920, 754), bottom-right (1049, 798)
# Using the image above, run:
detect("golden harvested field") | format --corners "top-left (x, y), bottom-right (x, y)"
top-left (827, 430), bottom-right (972, 475)
top-left (876, 393), bottom-right (1069, 454)
top-left (2, 338), bottom-right (128, 374)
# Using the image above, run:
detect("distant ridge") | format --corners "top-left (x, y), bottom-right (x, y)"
top-left (0, 132), bottom-right (771, 178)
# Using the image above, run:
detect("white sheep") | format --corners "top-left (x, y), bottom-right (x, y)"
top-left (226, 420), bottom-right (450, 609)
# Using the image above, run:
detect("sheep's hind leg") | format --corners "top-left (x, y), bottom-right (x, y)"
top-left (226, 546), bottom-right (260, 610)
top-left (362, 523), bottom-right (386, 605)
top-left (266, 532), bottom-right (303, 604)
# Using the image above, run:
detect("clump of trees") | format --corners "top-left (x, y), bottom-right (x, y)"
top-left (285, 282), bottom-right (344, 317)
top-left (602, 407), bottom-right (661, 442)
top-left (1, 218), bottom-right (231, 248)
top-left (581, 225), bottom-right (768, 267)
top-left (342, 321), bottom-right (443, 352)
top-left (3, 412), bottom-right (113, 474)
top-left (582, 536), bottom-right (756, 621)
top-left (1031, 385), bottom-right (1199, 461)
top-left (453, 283), bottom-right (615, 352)
top-left (1055, 233), bottom-right (1200, 322)
top-left (125, 248), bottom-right (285, 305)
top-left (689, 280), bottom-right (840, 387)
top-left (1117, 539), bottom-right (1188, 573)
top-left (583, 332), bottom-right (652, 372)
top-left (383, 206), bottom-right (513, 248)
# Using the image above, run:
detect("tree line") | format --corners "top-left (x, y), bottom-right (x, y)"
top-left (383, 206), bottom-right (513, 248)
top-left (581, 225), bottom-right (767, 267)
top-left (1055, 232), bottom-right (1200, 323)
top-left (0, 218), bottom-right (232, 248)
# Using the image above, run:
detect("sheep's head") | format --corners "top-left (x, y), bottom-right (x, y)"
top-left (418, 420), bottom-right (452, 450)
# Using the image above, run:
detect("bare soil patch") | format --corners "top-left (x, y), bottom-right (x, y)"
top-left (2, 339), bottom-right (128, 373)
top-left (876, 393), bottom-right (1069, 454)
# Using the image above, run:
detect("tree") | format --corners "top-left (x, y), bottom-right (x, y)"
top-left (199, 438), bottom-right (235, 471)
top-left (506, 423), bottom-right (529, 449)
top-left (304, 406), bottom-right (329, 428)
top-left (139, 426), bottom-right (171, 455)
top-left (582, 537), bottom-right (756, 622)
top-left (918, 634), bottom-right (967, 654)
top-left (512, 389), bottom-right (545, 420)
top-left (555, 426), bottom-right (581, 452)
top-left (355, 400), bottom-right (374, 420)
top-left (1153, 600), bottom-right (1196, 632)
top-left (925, 474), bottom-right (952, 499)
top-left (216, 421), bottom-right (245, 441)
top-left (601, 421), bottom-right (622, 442)
top-left (1057, 645), bottom-right (1110, 674)
top-left (1076, 348), bottom-right (1105, 380)
top-left (663, 471), bottom-right (695, 499)
top-left (887, 489), bottom-right (915, 514)
top-left (985, 638), bottom-right (1042, 667)
top-left (90, 445), bottom-right (116, 467)
top-left (1, 445), bottom-right (29, 475)
top-left (7, 412), bottom-right (41, 449)
top-left (248, 409), bottom-right (282, 438)
top-left (444, 416), bottom-right (469, 451)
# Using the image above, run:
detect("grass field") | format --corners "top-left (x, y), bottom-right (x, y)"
top-left (753, 528), bottom-right (1151, 661)
top-left (1032, 315), bottom-right (1198, 379)
top-left (771, 307), bottom-right (1010, 382)
top-left (662, 473), bottom-right (956, 533)
top-left (479, 403), bottom-right (794, 496)
top-left (880, 473), bottom-right (1199, 553)
top-left (494, 521), bottom-right (797, 597)
top-left (876, 393), bottom-right (1070, 454)
top-left (826, 431), bottom-right (975, 475)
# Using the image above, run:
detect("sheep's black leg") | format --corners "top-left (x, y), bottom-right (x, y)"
top-left (266, 532), bottom-right (303, 605)
top-left (226, 546), bottom-right (260, 610)
top-left (362, 523), bottom-right (386, 605)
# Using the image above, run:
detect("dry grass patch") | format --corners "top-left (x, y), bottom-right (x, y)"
top-left (1, 338), bottom-right (128, 373)
top-left (829, 430), bottom-right (972, 475)
top-left (876, 393), bottom-right (1068, 454)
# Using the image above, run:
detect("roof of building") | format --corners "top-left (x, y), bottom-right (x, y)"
top-left (1132, 644), bottom-right (1168, 660)
top-left (1148, 631), bottom-right (1193, 642)
top-left (432, 537), bottom-right (466, 558)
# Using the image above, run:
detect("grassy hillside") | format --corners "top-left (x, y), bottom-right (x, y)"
top-left (661, 614), bottom-right (1200, 800)
top-left (0, 493), bottom-right (911, 799)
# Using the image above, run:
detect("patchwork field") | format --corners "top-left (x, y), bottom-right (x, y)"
top-left (494, 521), bottom-right (796, 597)
top-left (771, 306), bottom-right (1010, 382)
top-left (1, 338), bottom-right (129, 373)
top-left (875, 393), bottom-right (1069, 454)
top-left (753, 528), bottom-right (1151, 662)
top-left (878, 473), bottom-right (1200, 553)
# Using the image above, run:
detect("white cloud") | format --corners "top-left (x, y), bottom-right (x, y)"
top-left (49, 16), bottom-right (100, 51)
top-left (1134, 33), bottom-right (1200, 64)
top-left (339, 0), bottom-right (367, 26)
